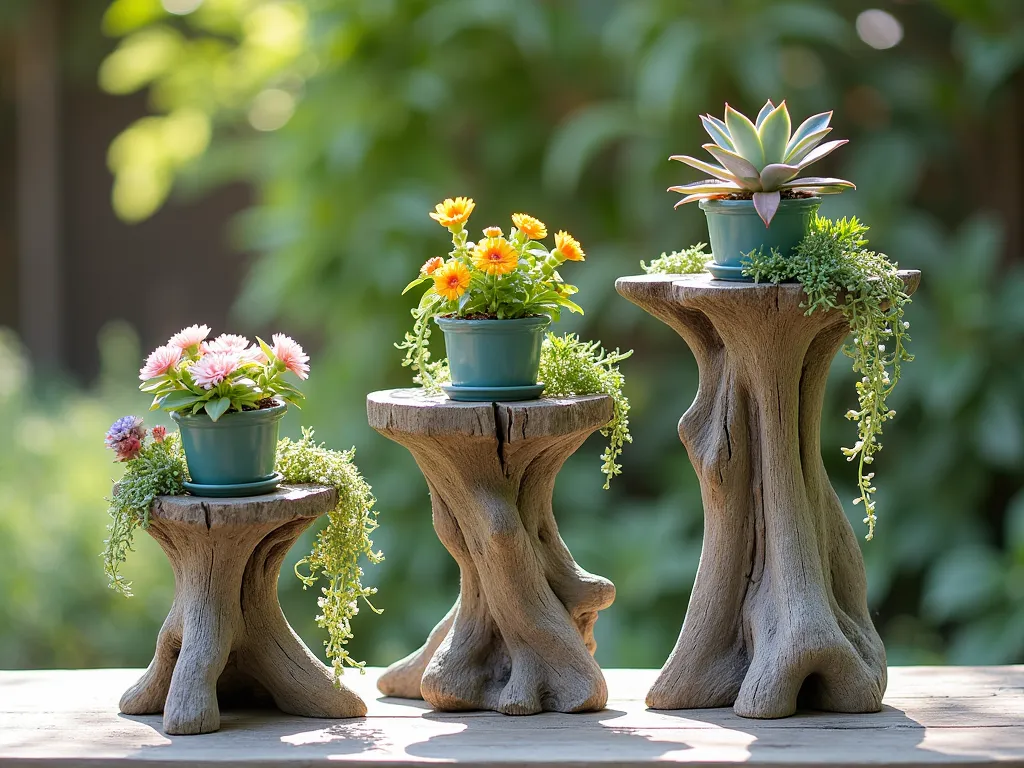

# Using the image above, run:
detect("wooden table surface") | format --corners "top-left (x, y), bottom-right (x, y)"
top-left (2, 667), bottom-right (1022, 767)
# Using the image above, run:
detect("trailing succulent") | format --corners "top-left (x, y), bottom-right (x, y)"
top-left (744, 216), bottom-right (913, 539)
top-left (670, 101), bottom-right (854, 226)
top-left (102, 423), bottom-right (380, 679)
top-left (641, 243), bottom-right (711, 275)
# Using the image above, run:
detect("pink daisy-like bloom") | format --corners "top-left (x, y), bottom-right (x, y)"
top-left (203, 333), bottom-right (250, 354)
top-left (139, 345), bottom-right (182, 381)
top-left (188, 351), bottom-right (240, 390)
top-left (151, 426), bottom-right (167, 443)
top-left (243, 344), bottom-right (268, 364)
top-left (168, 324), bottom-right (211, 352)
top-left (272, 333), bottom-right (309, 380)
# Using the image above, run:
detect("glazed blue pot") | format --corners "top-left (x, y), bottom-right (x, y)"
top-left (700, 196), bottom-right (821, 282)
top-left (172, 402), bottom-right (286, 487)
top-left (436, 316), bottom-right (551, 389)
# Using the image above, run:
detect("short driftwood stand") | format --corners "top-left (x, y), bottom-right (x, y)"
top-left (367, 389), bottom-right (617, 715)
top-left (616, 271), bottom-right (920, 719)
top-left (118, 485), bottom-right (367, 735)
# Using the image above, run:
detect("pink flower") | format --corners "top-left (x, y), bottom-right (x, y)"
top-left (188, 351), bottom-right (240, 390)
top-left (168, 324), bottom-right (211, 352)
top-left (139, 345), bottom-right (182, 381)
top-left (272, 333), bottom-right (309, 380)
top-left (151, 426), bottom-right (167, 443)
top-left (203, 334), bottom-right (250, 354)
top-left (243, 345), bottom-right (268, 364)
top-left (115, 435), bottom-right (143, 462)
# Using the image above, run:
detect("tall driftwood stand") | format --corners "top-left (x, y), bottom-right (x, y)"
top-left (367, 389), bottom-right (616, 715)
top-left (118, 485), bottom-right (366, 735)
top-left (616, 271), bottom-right (920, 719)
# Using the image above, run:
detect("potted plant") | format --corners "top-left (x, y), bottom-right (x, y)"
top-left (139, 325), bottom-right (309, 496)
top-left (399, 197), bottom-right (586, 401)
top-left (669, 100), bottom-right (854, 281)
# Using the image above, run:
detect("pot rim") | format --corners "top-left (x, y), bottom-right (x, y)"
top-left (435, 314), bottom-right (551, 330)
top-left (171, 400), bottom-right (287, 426)
top-left (699, 196), bottom-right (821, 214)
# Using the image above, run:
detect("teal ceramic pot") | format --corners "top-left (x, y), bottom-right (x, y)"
top-left (172, 402), bottom-right (286, 487)
top-left (436, 315), bottom-right (551, 392)
top-left (700, 196), bottom-right (821, 282)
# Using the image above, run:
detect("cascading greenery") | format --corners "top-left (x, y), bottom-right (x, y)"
top-left (103, 434), bottom-right (187, 597)
top-left (102, 427), bottom-right (380, 680)
top-left (743, 216), bottom-right (913, 539)
top-left (641, 243), bottom-right (711, 275)
top-left (276, 429), bottom-right (382, 678)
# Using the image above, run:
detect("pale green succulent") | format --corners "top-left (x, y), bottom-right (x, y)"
top-left (669, 101), bottom-right (855, 226)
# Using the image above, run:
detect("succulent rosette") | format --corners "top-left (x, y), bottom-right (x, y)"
top-left (140, 327), bottom-right (308, 421)
top-left (669, 100), bottom-right (855, 226)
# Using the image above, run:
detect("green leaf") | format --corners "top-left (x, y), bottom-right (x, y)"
top-left (256, 336), bottom-right (276, 363)
top-left (795, 139), bottom-right (848, 170)
top-left (754, 99), bottom-right (775, 127)
top-left (700, 114), bottom-right (734, 151)
top-left (402, 275), bottom-right (430, 295)
top-left (669, 155), bottom-right (739, 183)
top-left (723, 104), bottom-right (764, 169)
top-left (701, 144), bottom-right (761, 188)
top-left (785, 111), bottom-right (832, 157)
top-left (205, 397), bottom-right (231, 422)
top-left (757, 101), bottom-right (791, 165)
top-left (158, 390), bottom-right (204, 411)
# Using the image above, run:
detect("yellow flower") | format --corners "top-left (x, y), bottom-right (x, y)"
top-left (472, 237), bottom-right (519, 276)
top-left (433, 261), bottom-right (472, 301)
top-left (429, 197), bottom-right (475, 228)
top-left (554, 230), bottom-right (585, 261)
top-left (512, 213), bottom-right (547, 241)
top-left (421, 256), bottom-right (444, 275)
top-left (483, 226), bottom-right (503, 238)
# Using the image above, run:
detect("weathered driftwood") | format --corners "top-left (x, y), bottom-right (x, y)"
top-left (615, 271), bottom-right (920, 719)
top-left (118, 485), bottom-right (366, 735)
top-left (367, 390), bottom-right (616, 714)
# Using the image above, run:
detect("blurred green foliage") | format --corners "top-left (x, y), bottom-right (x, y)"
top-left (3, 0), bottom-right (1024, 672)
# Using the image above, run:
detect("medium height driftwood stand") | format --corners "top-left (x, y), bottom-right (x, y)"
top-left (367, 389), bottom-right (616, 715)
top-left (616, 271), bottom-right (920, 719)
top-left (118, 485), bottom-right (366, 735)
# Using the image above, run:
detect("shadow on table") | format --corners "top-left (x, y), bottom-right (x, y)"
top-left (404, 708), bottom-right (693, 762)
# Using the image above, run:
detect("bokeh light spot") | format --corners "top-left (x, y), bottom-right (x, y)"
top-left (248, 89), bottom-right (297, 132)
top-left (161, 0), bottom-right (203, 15)
top-left (856, 9), bottom-right (903, 50)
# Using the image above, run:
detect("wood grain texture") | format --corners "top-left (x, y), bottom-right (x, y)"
top-left (367, 390), bottom-right (617, 715)
top-left (2, 666), bottom-right (1022, 767)
top-left (615, 272), bottom-right (921, 720)
top-left (118, 485), bottom-right (366, 735)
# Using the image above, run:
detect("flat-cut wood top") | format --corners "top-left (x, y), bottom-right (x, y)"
top-left (616, 270), bottom-right (921, 314)
top-left (149, 484), bottom-right (337, 526)
top-left (2, 666), bottom-right (1021, 767)
top-left (367, 389), bottom-right (613, 440)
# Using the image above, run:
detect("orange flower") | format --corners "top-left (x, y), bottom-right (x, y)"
top-left (433, 261), bottom-right (472, 301)
top-left (421, 256), bottom-right (444, 275)
top-left (472, 237), bottom-right (519, 276)
top-left (483, 226), bottom-right (503, 238)
top-left (429, 197), bottom-right (475, 228)
top-left (512, 213), bottom-right (547, 241)
top-left (554, 230), bottom-right (585, 261)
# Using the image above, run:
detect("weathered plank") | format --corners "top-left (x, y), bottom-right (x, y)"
top-left (1, 667), bottom-right (1022, 766)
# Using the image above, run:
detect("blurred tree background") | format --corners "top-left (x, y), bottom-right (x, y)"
top-left (2, 0), bottom-right (1024, 672)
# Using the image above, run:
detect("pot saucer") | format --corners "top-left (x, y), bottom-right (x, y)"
top-left (706, 261), bottom-right (753, 282)
top-left (183, 472), bottom-right (284, 498)
top-left (442, 383), bottom-right (546, 402)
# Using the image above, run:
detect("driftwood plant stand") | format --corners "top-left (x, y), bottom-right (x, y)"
top-left (616, 271), bottom-right (920, 719)
top-left (367, 389), bottom-right (617, 715)
top-left (118, 485), bottom-right (367, 735)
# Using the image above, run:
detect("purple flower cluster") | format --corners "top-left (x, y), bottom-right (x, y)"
top-left (105, 415), bottom-right (146, 462)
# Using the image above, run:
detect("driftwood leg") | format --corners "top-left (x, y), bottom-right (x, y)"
top-left (118, 486), bottom-right (366, 735)
top-left (368, 392), bottom-right (617, 714)
top-left (616, 272), bottom-right (919, 719)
